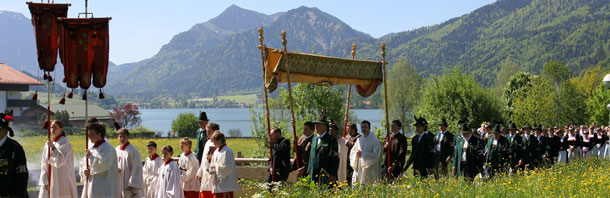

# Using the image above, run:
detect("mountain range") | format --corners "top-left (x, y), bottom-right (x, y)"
top-left (2, 0), bottom-right (610, 99)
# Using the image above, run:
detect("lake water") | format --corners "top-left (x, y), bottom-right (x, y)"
top-left (140, 108), bottom-right (384, 137)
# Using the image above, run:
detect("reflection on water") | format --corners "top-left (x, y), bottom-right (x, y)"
top-left (140, 108), bottom-right (383, 137)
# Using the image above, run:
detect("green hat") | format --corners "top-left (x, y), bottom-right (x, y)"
top-left (459, 122), bottom-right (470, 133)
top-left (198, 112), bottom-right (209, 122)
top-left (413, 116), bottom-right (428, 127)
top-left (508, 122), bottom-right (518, 130)
top-left (313, 115), bottom-right (329, 126)
top-left (438, 118), bottom-right (448, 126)
top-left (493, 124), bottom-right (502, 133)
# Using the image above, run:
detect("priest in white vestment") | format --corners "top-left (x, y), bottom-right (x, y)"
top-left (84, 122), bottom-right (119, 198)
top-left (143, 141), bottom-right (163, 198)
top-left (157, 145), bottom-right (183, 198)
top-left (116, 129), bottom-right (145, 198)
top-left (349, 124), bottom-right (382, 185)
top-left (38, 120), bottom-right (78, 198)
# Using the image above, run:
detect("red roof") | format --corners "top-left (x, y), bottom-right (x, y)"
top-left (0, 63), bottom-right (43, 85)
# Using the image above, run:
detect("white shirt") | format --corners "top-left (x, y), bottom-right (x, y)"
top-left (84, 141), bottom-right (119, 198)
top-left (115, 143), bottom-right (144, 197)
top-left (436, 131), bottom-right (446, 152)
top-left (209, 145), bottom-right (239, 193)
top-left (179, 151), bottom-right (200, 192)
top-left (462, 135), bottom-right (472, 162)
top-left (317, 131), bottom-right (328, 145)
top-left (38, 136), bottom-right (78, 198)
top-left (349, 133), bottom-right (382, 185)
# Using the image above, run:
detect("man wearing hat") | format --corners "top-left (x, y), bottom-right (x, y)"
top-left (434, 118), bottom-right (454, 178)
top-left (383, 120), bottom-right (408, 181)
top-left (507, 122), bottom-right (525, 173)
top-left (194, 112), bottom-right (209, 164)
top-left (485, 125), bottom-right (510, 178)
top-left (307, 115), bottom-right (339, 185)
top-left (534, 124), bottom-right (550, 168)
top-left (452, 122), bottom-right (484, 182)
top-left (405, 116), bottom-right (436, 178)
top-left (522, 123), bottom-right (540, 170)
top-left (0, 113), bottom-right (28, 197)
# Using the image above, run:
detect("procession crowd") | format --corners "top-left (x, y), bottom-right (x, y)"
top-left (0, 111), bottom-right (609, 198)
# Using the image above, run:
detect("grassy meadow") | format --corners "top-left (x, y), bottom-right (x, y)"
top-left (15, 135), bottom-right (257, 169)
top-left (243, 158), bottom-right (610, 197)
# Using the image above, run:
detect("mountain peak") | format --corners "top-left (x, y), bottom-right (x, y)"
top-left (209, 5), bottom-right (275, 31)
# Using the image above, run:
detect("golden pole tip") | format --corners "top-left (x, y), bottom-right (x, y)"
top-left (258, 27), bottom-right (263, 35)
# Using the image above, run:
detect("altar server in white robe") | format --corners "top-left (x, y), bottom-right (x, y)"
top-left (116, 128), bottom-right (145, 198)
top-left (38, 120), bottom-right (78, 198)
top-left (330, 123), bottom-right (348, 184)
top-left (209, 131), bottom-right (239, 198)
top-left (83, 122), bottom-right (119, 198)
top-left (143, 141), bottom-right (163, 198)
top-left (349, 123), bottom-right (382, 185)
top-left (196, 123), bottom-right (220, 198)
top-left (156, 145), bottom-right (183, 198)
top-left (179, 138), bottom-right (200, 198)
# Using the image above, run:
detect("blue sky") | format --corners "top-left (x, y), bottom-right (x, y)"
top-left (2, 0), bottom-right (496, 64)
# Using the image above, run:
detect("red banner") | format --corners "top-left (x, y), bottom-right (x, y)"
top-left (27, 2), bottom-right (70, 72)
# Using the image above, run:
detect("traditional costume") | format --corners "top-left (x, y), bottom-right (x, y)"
top-left (0, 113), bottom-right (28, 197)
top-left (194, 112), bottom-right (210, 164)
top-left (434, 119), bottom-right (455, 178)
top-left (179, 150), bottom-right (200, 198)
top-left (406, 117), bottom-right (436, 178)
top-left (116, 142), bottom-right (145, 197)
top-left (267, 137), bottom-right (291, 182)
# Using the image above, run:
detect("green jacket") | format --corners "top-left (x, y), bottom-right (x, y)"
top-left (194, 128), bottom-right (208, 163)
top-left (307, 132), bottom-right (339, 184)
top-left (486, 136), bottom-right (510, 166)
top-left (452, 135), bottom-right (484, 176)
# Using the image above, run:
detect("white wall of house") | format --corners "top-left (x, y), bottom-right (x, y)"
top-left (0, 91), bottom-right (6, 111)
top-left (6, 91), bottom-right (21, 99)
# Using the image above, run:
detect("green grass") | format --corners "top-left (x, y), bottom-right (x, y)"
top-left (23, 91), bottom-right (86, 105)
top-left (15, 135), bottom-right (257, 169)
top-left (242, 158), bottom-right (610, 197)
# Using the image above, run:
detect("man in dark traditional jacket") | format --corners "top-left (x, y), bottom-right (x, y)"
top-left (452, 122), bottom-right (484, 182)
top-left (485, 125), bottom-right (510, 178)
top-left (405, 116), bottom-right (436, 178)
top-left (307, 115), bottom-right (339, 185)
top-left (383, 120), bottom-right (408, 181)
top-left (434, 118), bottom-right (455, 178)
top-left (0, 113), bottom-right (28, 197)
top-left (343, 122), bottom-right (360, 185)
top-left (194, 112), bottom-right (209, 164)
top-left (522, 123), bottom-right (540, 170)
top-left (507, 122), bottom-right (525, 173)
top-left (267, 127), bottom-right (291, 182)
top-left (534, 125), bottom-right (551, 168)
top-left (293, 121), bottom-right (315, 177)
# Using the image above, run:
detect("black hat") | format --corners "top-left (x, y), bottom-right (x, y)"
top-left (313, 115), bottom-right (329, 126)
top-left (198, 112), bottom-right (209, 122)
top-left (438, 118), bottom-right (448, 126)
top-left (0, 113), bottom-right (14, 137)
top-left (508, 121), bottom-right (518, 130)
top-left (534, 124), bottom-right (542, 132)
top-left (413, 116), bottom-right (428, 127)
top-left (522, 123), bottom-right (531, 130)
top-left (459, 122), bottom-right (470, 133)
top-left (493, 124), bottom-right (502, 133)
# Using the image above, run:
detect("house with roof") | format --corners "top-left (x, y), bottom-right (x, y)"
top-left (21, 104), bottom-right (113, 128)
top-left (0, 63), bottom-right (43, 123)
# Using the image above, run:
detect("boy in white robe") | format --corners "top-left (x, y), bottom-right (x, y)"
top-left (83, 122), bottom-right (119, 198)
top-left (38, 120), bottom-right (78, 198)
top-left (156, 145), bottom-right (183, 198)
top-left (209, 131), bottom-right (239, 198)
top-left (143, 141), bottom-right (163, 198)
top-left (196, 123), bottom-right (219, 198)
top-left (116, 128), bottom-right (145, 198)
top-left (179, 137), bottom-right (200, 198)
top-left (349, 123), bottom-right (382, 185)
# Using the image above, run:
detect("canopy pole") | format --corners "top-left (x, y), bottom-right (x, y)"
top-left (84, 90), bottom-right (89, 198)
top-left (282, 30), bottom-right (300, 172)
top-left (381, 43), bottom-right (391, 181)
top-left (257, 28), bottom-right (274, 182)
top-left (46, 79), bottom-right (51, 198)
top-left (343, 44), bottom-right (356, 137)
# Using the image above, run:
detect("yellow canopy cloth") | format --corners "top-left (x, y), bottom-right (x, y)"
top-left (263, 47), bottom-right (383, 97)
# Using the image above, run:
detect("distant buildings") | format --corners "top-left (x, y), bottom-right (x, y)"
top-left (22, 104), bottom-right (113, 128)
top-left (0, 63), bottom-right (43, 123)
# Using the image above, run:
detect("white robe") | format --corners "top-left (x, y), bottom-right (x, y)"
top-left (209, 146), bottom-right (239, 193)
top-left (143, 155), bottom-right (163, 198)
top-left (84, 141), bottom-right (119, 198)
top-left (349, 133), bottom-right (382, 185)
top-left (196, 140), bottom-right (215, 192)
top-left (116, 144), bottom-right (145, 198)
top-left (337, 137), bottom-right (348, 184)
top-left (38, 136), bottom-right (78, 198)
top-left (179, 152), bottom-right (200, 192)
top-left (156, 161), bottom-right (183, 198)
